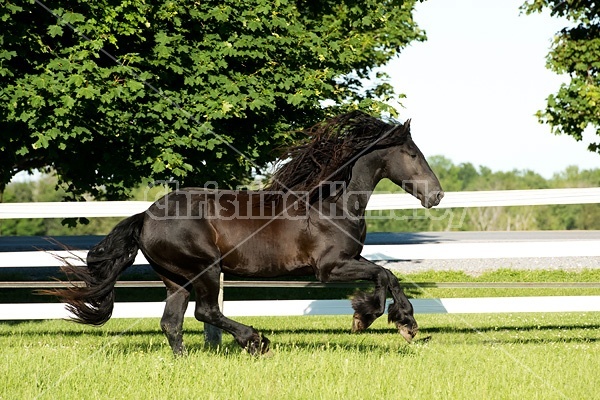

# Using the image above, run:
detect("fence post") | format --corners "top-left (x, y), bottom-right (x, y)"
top-left (204, 273), bottom-right (223, 347)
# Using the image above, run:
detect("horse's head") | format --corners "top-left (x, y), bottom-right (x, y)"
top-left (381, 120), bottom-right (444, 208)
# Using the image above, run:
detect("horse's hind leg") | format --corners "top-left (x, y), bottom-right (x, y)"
top-left (192, 266), bottom-right (270, 355)
top-left (382, 268), bottom-right (418, 342)
top-left (351, 291), bottom-right (383, 332)
top-left (159, 275), bottom-right (191, 356)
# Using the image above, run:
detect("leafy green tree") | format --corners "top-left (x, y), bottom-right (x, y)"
top-left (522, 0), bottom-right (600, 154)
top-left (0, 0), bottom-right (424, 200)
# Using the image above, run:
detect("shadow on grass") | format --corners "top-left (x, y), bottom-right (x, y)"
top-left (101, 336), bottom-right (419, 357)
top-left (481, 337), bottom-right (600, 345)
top-left (3, 321), bottom-right (600, 337)
top-left (420, 323), bottom-right (600, 335)
top-left (265, 340), bottom-right (418, 356)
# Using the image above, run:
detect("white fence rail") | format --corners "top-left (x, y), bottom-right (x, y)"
top-left (1, 188), bottom-right (600, 219)
top-left (4, 297), bottom-right (600, 321)
top-left (1, 188), bottom-right (600, 321)
top-left (2, 236), bottom-right (600, 268)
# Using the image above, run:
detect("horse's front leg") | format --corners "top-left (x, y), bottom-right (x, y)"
top-left (316, 258), bottom-right (418, 342)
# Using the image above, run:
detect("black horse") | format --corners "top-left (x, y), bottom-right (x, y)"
top-left (51, 111), bottom-right (443, 355)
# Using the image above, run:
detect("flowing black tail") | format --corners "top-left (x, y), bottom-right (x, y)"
top-left (48, 212), bottom-right (145, 325)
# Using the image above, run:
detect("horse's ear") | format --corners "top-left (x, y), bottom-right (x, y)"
top-left (391, 118), bottom-right (411, 138)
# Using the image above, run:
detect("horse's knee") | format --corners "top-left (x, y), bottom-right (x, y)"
top-left (194, 306), bottom-right (222, 323)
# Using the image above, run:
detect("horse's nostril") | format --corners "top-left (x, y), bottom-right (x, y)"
top-left (437, 191), bottom-right (445, 201)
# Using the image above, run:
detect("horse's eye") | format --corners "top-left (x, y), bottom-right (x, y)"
top-left (410, 154), bottom-right (417, 159)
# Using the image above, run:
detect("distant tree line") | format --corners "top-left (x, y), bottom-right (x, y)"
top-left (1, 156), bottom-right (599, 236)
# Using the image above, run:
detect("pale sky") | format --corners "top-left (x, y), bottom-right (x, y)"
top-left (385, 0), bottom-right (599, 178)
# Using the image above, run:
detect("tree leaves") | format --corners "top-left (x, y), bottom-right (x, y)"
top-left (0, 0), bottom-right (423, 200)
top-left (523, 1), bottom-right (600, 151)
top-left (47, 24), bottom-right (63, 38)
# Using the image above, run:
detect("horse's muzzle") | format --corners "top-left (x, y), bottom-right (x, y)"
top-left (422, 190), bottom-right (444, 208)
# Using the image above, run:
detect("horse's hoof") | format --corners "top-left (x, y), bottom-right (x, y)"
top-left (260, 336), bottom-right (271, 355)
top-left (245, 334), bottom-right (271, 356)
top-left (262, 348), bottom-right (274, 358)
top-left (351, 312), bottom-right (366, 332)
top-left (397, 324), bottom-right (417, 343)
top-left (172, 345), bottom-right (187, 357)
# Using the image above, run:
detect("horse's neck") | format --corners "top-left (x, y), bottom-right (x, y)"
top-left (339, 151), bottom-right (385, 217)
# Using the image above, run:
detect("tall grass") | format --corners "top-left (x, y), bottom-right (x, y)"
top-left (1, 313), bottom-right (598, 399)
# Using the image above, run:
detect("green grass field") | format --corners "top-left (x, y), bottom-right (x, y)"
top-left (1, 269), bottom-right (599, 399)
top-left (1, 313), bottom-right (599, 399)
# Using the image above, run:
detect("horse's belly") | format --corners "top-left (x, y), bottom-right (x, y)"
top-left (218, 242), bottom-right (314, 278)
top-left (213, 218), bottom-right (317, 277)
top-left (221, 263), bottom-right (314, 278)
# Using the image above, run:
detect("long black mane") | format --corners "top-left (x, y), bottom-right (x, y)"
top-left (265, 110), bottom-right (409, 203)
